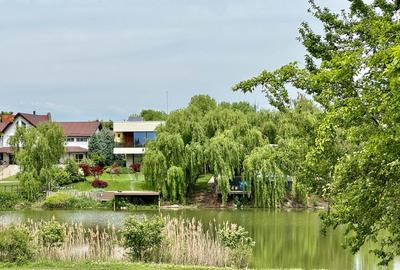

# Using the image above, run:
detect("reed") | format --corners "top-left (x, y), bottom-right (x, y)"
top-left (163, 217), bottom-right (232, 267)
top-left (0, 217), bottom-right (252, 268)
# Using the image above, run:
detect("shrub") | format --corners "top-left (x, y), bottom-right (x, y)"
top-left (79, 163), bottom-right (91, 177)
top-left (40, 166), bottom-right (69, 187)
top-left (38, 220), bottom-right (65, 248)
top-left (90, 165), bottom-right (104, 178)
top-left (130, 163), bottom-right (141, 173)
top-left (122, 216), bottom-right (165, 262)
top-left (65, 158), bottom-right (85, 183)
top-left (0, 192), bottom-right (21, 210)
top-left (217, 223), bottom-right (255, 268)
top-left (43, 193), bottom-right (99, 209)
top-left (43, 193), bottom-right (72, 208)
top-left (91, 179), bottom-right (108, 189)
top-left (0, 226), bottom-right (36, 263)
top-left (119, 167), bottom-right (132, 174)
top-left (107, 163), bottom-right (120, 175)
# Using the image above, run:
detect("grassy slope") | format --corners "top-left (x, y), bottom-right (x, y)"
top-left (0, 261), bottom-right (230, 270)
top-left (67, 173), bottom-right (154, 192)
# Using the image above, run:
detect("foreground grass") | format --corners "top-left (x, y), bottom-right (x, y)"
top-left (67, 173), bottom-right (153, 192)
top-left (0, 261), bottom-right (232, 270)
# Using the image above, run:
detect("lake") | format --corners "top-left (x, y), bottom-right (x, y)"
top-left (0, 209), bottom-right (398, 270)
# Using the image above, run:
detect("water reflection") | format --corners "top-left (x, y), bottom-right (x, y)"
top-left (0, 209), bottom-right (398, 270)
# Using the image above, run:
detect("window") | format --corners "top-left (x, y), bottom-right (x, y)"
top-left (133, 132), bottom-right (146, 147)
top-left (146, 132), bottom-right (156, 141)
top-left (75, 154), bottom-right (84, 163)
top-left (66, 137), bottom-right (74, 142)
top-left (76, 137), bottom-right (88, 142)
top-left (133, 132), bottom-right (157, 147)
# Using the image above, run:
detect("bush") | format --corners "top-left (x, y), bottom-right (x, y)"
top-left (65, 158), bottom-right (85, 184)
top-left (217, 223), bottom-right (255, 268)
top-left (0, 226), bottom-right (36, 263)
top-left (119, 167), bottom-right (132, 174)
top-left (122, 216), bottom-right (165, 262)
top-left (130, 163), bottom-right (141, 173)
top-left (0, 192), bottom-right (21, 210)
top-left (91, 179), bottom-right (108, 189)
top-left (107, 163), bottom-right (120, 175)
top-left (79, 163), bottom-right (91, 177)
top-left (43, 193), bottom-right (99, 209)
top-left (38, 220), bottom-right (65, 248)
top-left (40, 166), bottom-right (69, 187)
top-left (43, 193), bottom-right (71, 208)
top-left (90, 165), bottom-right (104, 178)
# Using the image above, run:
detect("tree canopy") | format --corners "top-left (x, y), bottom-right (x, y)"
top-left (234, 0), bottom-right (400, 265)
top-left (9, 122), bottom-right (65, 199)
top-left (143, 94), bottom-right (319, 205)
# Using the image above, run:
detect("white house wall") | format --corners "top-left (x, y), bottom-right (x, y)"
top-left (113, 121), bottom-right (164, 132)
top-left (1, 116), bottom-right (33, 147)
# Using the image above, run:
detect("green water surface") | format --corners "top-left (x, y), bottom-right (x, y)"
top-left (0, 209), bottom-right (397, 270)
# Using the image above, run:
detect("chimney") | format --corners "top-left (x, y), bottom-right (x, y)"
top-left (33, 111), bottom-right (36, 115)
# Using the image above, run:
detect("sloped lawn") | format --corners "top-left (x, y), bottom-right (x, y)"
top-left (67, 173), bottom-right (154, 192)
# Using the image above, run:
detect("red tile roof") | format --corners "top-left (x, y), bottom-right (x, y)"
top-left (57, 121), bottom-right (101, 137)
top-left (0, 123), bottom-right (7, 133)
top-left (65, 146), bottom-right (89, 153)
top-left (18, 112), bottom-right (50, 127)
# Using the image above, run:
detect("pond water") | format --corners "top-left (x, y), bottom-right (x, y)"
top-left (0, 209), bottom-right (398, 270)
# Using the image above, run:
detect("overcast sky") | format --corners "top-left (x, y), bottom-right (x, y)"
top-left (0, 0), bottom-right (349, 121)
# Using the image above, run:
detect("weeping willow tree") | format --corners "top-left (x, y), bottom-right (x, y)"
top-left (243, 146), bottom-right (286, 208)
top-left (184, 142), bottom-right (205, 187)
top-left (154, 132), bottom-right (185, 167)
top-left (165, 166), bottom-right (185, 202)
top-left (142, 149), bottom-right (167, 190)
top-left (208, 132), bottom-right (241, 204)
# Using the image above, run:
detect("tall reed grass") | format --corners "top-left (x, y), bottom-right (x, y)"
top-left (0, 216), bottom-right (253, 268)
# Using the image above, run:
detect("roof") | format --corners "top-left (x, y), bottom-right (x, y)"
top-left (0, 147), bottom-right (12, 154)
top-left (65, 146), bottom-right (88, 153)
top-left (0, 123), bottom-right (7, 133)
top-left (56, 121), bottom-right (101, 137)
top-left (128, 116), bottom-right (144, 122)
top-left (18, 112), bottom-right (50, 127)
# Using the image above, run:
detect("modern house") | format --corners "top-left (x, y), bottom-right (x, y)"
top-left (57, 121), bottom-right (101, 163)
top-left (0, 112), bottom-right (51, 164)
top-left (0, 111), bottom-right (101, 164)
top-left (113, 118), bottom-right (164, 167)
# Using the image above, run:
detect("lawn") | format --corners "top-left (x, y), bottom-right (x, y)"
top-left (0, 175), bottom-right (18, 185)
top-left (0, 261), bottom-right (230, 270)
top-left (67, 173), bottom-right (154, 192)
top-left (194, 174), bottom-right (213, 193)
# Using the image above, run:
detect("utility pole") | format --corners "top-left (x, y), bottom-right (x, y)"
top-left (166, 91), bottom-right (169, 114)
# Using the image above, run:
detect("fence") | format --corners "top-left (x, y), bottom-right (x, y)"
top-left (0, 184), bottom-right (21, 194)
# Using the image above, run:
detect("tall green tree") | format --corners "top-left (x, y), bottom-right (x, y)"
top-left (88, 128), bottom-right (115, 166)
top-left (9, 122), bottom-right (65, 199)
top-left (140, 109), bottom-right (168, 121)
top-left (234, 0), bottom-right (400, 264)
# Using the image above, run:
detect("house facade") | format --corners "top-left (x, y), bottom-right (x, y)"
top-left (57, 121), bottom-right (101, 163)
top-left (0, 112), bottom-right (51, 164)
top-left (0, 111), bottom-right (101, 164)
top-left (113, 120), bottom-right (164, 167)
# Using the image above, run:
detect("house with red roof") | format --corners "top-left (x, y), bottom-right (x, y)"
top-left (0, 112), bottom-right (51, 164)
top-left (57, 121), bottom-right (101, 163)
top-left (0, 111), bottom-right (101, 164)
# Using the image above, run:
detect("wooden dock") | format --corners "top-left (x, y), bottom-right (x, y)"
top-left (99, 191), bottom-right (160, 201)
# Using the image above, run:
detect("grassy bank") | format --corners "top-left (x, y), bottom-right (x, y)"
top-left (0, 261), bottom-right (232, 270)
top-left (67, 173), bottom-right (153, 191)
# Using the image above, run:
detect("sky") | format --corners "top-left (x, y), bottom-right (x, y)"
top-left (0, 0), bottom-right (349, 121)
